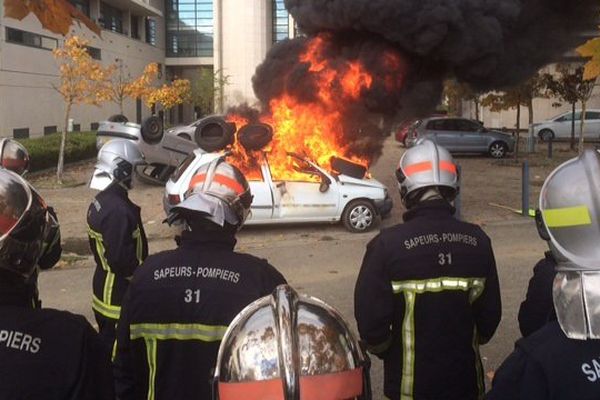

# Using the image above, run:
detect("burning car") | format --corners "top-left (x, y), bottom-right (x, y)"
top-left (164, 149), bottom-right (392, 233)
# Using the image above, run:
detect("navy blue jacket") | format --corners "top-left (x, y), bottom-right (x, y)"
top-left (0, 271), bottom-right (113, 400)
top-left (518, 252), bottom-right (557, 337)
top-left (87, 184), bottom-right (148, 321)
top-left (355, 200), bottom-right (501, 400)
top-left (114, 229), bottom-right (286, 400)
top-left (488, 321), bottom-right (600, 400)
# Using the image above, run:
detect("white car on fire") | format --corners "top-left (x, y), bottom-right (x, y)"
top-left (164, 150), bottom-right (392, 232)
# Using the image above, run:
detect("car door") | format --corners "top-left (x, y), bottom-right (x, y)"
top-left (245, 157), bottom-right (274, 222)
top-left (434, 119), bottom-right (463, 151)
top-left (267, 155), bottom-right (340, 221)
top-left (455, 119), bottom-right (487, 152)
top-left (584, 111), bottom-right (600, 139)
top-left (554, 112), bottom-right (582, 138)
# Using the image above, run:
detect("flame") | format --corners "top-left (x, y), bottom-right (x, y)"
top-left (227, 34), bottom-right (406, 182)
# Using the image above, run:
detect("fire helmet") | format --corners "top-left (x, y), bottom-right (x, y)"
top-left (0, 138), bottom-right (30, 176)
top-left (395, 140), bottom-right (459, 208)
top-left (169, 158), bottom-right (252, 228)
top-left (536, 149), bottom-right (600, 339)
top-left (90, 140), bottom-right (145, 191)
top-left (0, 169), bottom-right (54, 279)
top-left (213, 285), bottom-right (372, 400)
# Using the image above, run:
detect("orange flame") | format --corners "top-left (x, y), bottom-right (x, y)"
top-left (227, 34), bottom-right (404, 182)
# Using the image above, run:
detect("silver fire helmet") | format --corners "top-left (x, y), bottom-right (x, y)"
top-left (90, 140), bottom-right (145, 191)
top-left (396, 140), bottom-right (459, 207)
top-left (169, 158), bottom-right (252, 228)
top-left (0, 169), bottom-right (52, 279)
top-left (213, 285), bottom-right (371, 400)
top-left (0, 138), bottom-right (30, 176)
top-left (537, 149), bottom-right (600, 339)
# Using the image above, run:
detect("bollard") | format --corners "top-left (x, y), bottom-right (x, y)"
top-left (522, 160), bottom-right (529, 217)
top-left (547, 136), bottom-right (553, 159)
top-left (454, 164), bottom-right (462, 220)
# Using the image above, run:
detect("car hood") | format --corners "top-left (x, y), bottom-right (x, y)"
top-left (488, 130), bottom-right (515, 140)
top-left (337, 173), bottom-right (386, 189)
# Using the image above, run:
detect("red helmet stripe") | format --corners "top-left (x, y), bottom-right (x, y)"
top-left (439, 160), bottom-right (457, 174)
top-left (404, 161), bottom-right (433, 176)
top-left (189, 173), bottom-right (245, 195)
top-left (218, 378), bottom-right (284, 400)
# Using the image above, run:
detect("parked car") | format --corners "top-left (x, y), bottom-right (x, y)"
top-left (405, 117), bottom-right (515, 158)
top-left (164, 150), bottom-right (393, 232)
top-left (96, 115), bottom-right (236, 184)
top-left (394, 119), bottom-right (418, 146)
top-left (531, 110), bottom-right (600, 141)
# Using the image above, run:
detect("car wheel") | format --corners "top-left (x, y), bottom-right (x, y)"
top-left (342, 200), bottom-right (377, 233)
top-left (489, 141), bottom-right (508, 158)
top-left (108, 114), bottom-right (128, 123)
top-left (539, 129), bottom-right (554, 142)
top-left (141, 116), bottom-right (164, 144)
top-left (194, 116), bottom-right (235, 152)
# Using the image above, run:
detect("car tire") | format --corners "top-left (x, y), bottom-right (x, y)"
top-left (539, 129), bottom-right (555, 142)
top-left (194, 116), bottom-right (235, 152)
top-left (107, 114), bottom-right (128, 123)
top-left (342, 200), bottom-right (377, 233)
top-left (238, 123), bottom-right (273, 151)
top-left (140, 116), bottom-right (164, 144)
top-left (489, 141), bottom-right (508, 158)
top-left (330, 156), bottom-right (368, 179)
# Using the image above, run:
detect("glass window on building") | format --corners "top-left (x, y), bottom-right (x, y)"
top-left (166, 0), bottom-right (214, 57)
top-left (86, 46), bottom-right (102, 60)
top-left (131, 15), bottom-right (140, 39)
top-left (100, 2), bottom-right (124, 34)
top-left (5, 27), bottom-right (58, 50)
top-left (146, 17), bottom-right (157, 46)
top-left (272, 0), bottom-right (289, 43)
top-left (69, 0), bottom-right (90, 17)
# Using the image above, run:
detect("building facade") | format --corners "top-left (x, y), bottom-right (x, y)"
top-left (0, 0), bottom-right (295, 138)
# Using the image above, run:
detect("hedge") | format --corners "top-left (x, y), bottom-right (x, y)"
top-left (20, 132), bottom-right (97, 173)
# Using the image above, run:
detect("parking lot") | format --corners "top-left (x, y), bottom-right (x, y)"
top-left (32, 137), bottom-right (584, 394)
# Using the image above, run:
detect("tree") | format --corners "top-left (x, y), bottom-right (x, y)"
top-left (443, 80), bottom-right (481, 119)
top-left (107, 60), bottom-right (159, 115)
top-left (191, 68), bottom-right (231, 117)
top-left (480, 73), bottom-right (547, 158)
top-left (577, 33), bottom-right (600, 80)
top-left (53, 36), bottom-right (113, 183)
top-left (144, 78), bottom-right (192, 114)
top-left (543, 65), bottom-right (595, 151)
top-left (4, 0), bottom-right (100, 36)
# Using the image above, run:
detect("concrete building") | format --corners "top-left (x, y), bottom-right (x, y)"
top-left (0, 0), bottom-right (296, 138)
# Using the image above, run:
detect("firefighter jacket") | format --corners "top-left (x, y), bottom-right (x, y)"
top-left (354, 200), bottom-right (502, 400)
top-left (87, 183), bottom-right (148, 322)
top-left (518, 252), bottom-right (557, 337)
top-left (113, 229), bottom-right (287, 400)
top-left (0, 271), bottom-right (114, 400)
top-left (487, 321), bottom-right (600, 400)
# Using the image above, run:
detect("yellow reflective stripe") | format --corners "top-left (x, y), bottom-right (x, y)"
top-left (133, 226), bottom-right (143, 264)
top-left (392, 277), bottom-right (486, 302)
top-left (144, 338), bottom-right (157, 400)
top-left (103, 271), bottom-right (115, 305)
top-left (400, 291), bottom-right (416, 400)
top-left (472, 326), bottom-right (484, 399)
top-left (130, 323), bottom-right (228, 342)
top-left (88, 226), bottom-right (110, 272)
top-left (543, 205), bottom-right (592, 228)
top-left (92, 294), bottom-right (121, 320)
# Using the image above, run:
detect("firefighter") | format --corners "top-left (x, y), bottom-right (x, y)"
top-left (113, 157), bottom-right (287, 400)
top-left (213, 285), bottom-right (372, 400)
top-left (88, 139), bottom-right (148, 349)
top-left (354, 140), bottom-right (501, 400)
top-left (0, 138), bottom-right (62, 307)
top-left (487, 149), bottom-right (600, 400)
top-left (0, 169), bottom-right (113, 399)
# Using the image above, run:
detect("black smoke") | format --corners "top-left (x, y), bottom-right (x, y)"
top-left (246, 0), bottom-right (597, 162)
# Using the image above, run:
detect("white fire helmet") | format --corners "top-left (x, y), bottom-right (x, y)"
top-left (537, 149), bottom-right (600, 339)
top-left (169, 158), bottom-right (252, 228)
top-left (0, 138), bottom-right (30, 176)
top-left (90, 140), bottom-right (145, 191)
top-left (213, 285), bottom-right (372, 400)
top-left (395, 140), bottom-right (459, 208)
top-left (0, 169), bottom-right (55, 279)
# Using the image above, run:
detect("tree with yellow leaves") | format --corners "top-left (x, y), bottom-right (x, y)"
top-left (108, 60), bottom-right (159, 115)
top-left (53, 36), bottom-right (113, 183)
top-left (144, 78), bottom-right (192, 112)
top-left (578, 35), bottom-right (600, 80)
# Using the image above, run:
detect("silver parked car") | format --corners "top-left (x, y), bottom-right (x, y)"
top-left (531, 110), bottom-right (600, 142)
top-left (406, 117), bottom-right (516, 158)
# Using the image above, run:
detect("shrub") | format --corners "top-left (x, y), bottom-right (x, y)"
top-left (20, 132), bottom-right (97, 172)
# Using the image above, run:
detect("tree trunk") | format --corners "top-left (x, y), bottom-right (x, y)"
top-left (119, 98), bottom-right (124, 115)
top-left (514, 101), bottom-right (521, 160)
top-left (527, 98), bottom-right (534, 154)
top-left (56, 102), bottom-right (71, 184)
top-left (474, 98), bottom-right (480, 122)
top-left (579, 101), bottom-right (587, 154)
top-left (570, 102), bottom-right (576, 150)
